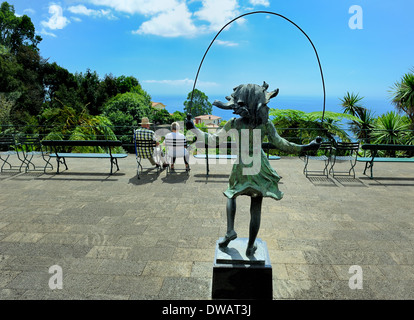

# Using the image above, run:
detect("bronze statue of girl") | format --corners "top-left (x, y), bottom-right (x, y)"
top-left (186, 82), bottom-right (320, 256)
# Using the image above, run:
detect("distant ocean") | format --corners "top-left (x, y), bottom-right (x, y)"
top-left (151, 94), bottom-right (396, 122)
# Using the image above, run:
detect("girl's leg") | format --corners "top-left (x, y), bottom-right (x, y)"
top-left (218, 198), bottom-right (237, 247)
top-left (246, 196), bottom-right (263, 255)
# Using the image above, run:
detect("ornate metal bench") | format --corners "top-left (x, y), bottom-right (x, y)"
top-left (358, 144), bottom-right (414, 179)
top-left (41, 140), bottom-right (127, 174)
top-left (194, 141), bottom-right (281, 176)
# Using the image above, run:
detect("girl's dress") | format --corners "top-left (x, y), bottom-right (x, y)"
top-left (203, 117), bottom-right (302, 200)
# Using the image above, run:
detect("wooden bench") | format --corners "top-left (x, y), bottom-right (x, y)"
top-left (41, 140), bottom-right (127, 174)
top-left (357, 144), bottom-right (414, 179)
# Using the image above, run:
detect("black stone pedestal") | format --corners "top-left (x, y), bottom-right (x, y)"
top-left (212, 238), bottom-right (273, 300)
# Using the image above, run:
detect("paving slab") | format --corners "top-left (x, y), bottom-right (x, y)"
top-left (0, 154), bottom-right (413, 299)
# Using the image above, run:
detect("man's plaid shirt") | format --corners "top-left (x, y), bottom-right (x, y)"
top-left (135, 128), bottom-right (156, 158)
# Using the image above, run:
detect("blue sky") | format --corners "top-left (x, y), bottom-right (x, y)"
top-left (10, 0), bottom-right (414, 114)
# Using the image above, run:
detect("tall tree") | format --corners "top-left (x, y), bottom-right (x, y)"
top-left (102, 91), bottom-right (152, 139)
top-left (16, 45), bottom-right (46, 113)
top-left (116, 75), bottom-right (140, 94)
top-left (0, 2), bottom-right (44, 124)
top-left (349, 108), bottom-right (376, 143)
top-left (0, 2), bottom-right (41, 53)
top-left (75, 69), bottom-right (101, 115)
top-left (183, 89), bottom-right (212, 117)
top-left (389, 68), bottom-right (414, 127)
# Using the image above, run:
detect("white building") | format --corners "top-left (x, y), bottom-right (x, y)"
top-left (194, 115), bottom-right (222, 127)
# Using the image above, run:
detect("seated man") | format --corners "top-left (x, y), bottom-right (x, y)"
top-left (135, 117), bottom-right (168, 168)
top-left (165, 122), bottom-right (190, 171)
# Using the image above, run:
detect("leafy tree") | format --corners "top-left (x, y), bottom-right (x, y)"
top-left (389, 68), bottom-right (414, 127)
top-left (171, 110), bottom-right (185, 122)
top-left (0, 3), bottom-right (45, 121)
top-left (219, 120), bottom-right (227, 127)
top-left (0, 92), bottom-right (16, 128)
top-left (41, 105), bottom-right (124, 153)
top-left (0, 2), bottom-right (42, 53)
top-left (43, 62), bottom-right (78, 103)
top-left (38, 99), bottom-right (122, 152)
top-left (0, 2), bottom-right (45, 122)
top-left (95, 73), bottom-right (119, 108)
top-left (75, 69), bottom-right (101, 115)
top-left (270, 109), bottom-right (359, 144)
top-left (153, 108), bottom-right (173, 125)
top-left (10, 45), bottom-right (45, 122)
top-left (183, 89), bottom-right (212, 117)
top-left (0, 49), bottom-right (22, 93)
top-left (102, 91), bottom-right (152, 142)
top-left (116, 75), bottom-right (140, 94)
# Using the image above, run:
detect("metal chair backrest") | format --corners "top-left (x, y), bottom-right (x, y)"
top-left (165, 136), bottom-right (187, 158)
top-left (334, 141), bottom-right (359, 156)
top-left (16, 135), bottom-right (42, 152)
top-left (0, 135), bottom-right (16, 150)
top-left (307, 141), bottom-right (332, 157)
top-left (133, 130), bottom-right (157, 159)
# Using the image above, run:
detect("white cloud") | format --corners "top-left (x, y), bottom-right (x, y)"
top-left (86, 0), bottom-right (180, 15)
top-left (194, 0), bottom-right (240, 31)
top-left (68, 5), bottom-right (117, 19)
top-left (68, 5), bottom-right (95, 16)
top-left (143, 78), bottom-right (218, 87)
top-left (215, 40), bottom-right (238, 47)
top-left (85, 0), bottom-right (242, 36)
top-left (249, 0), bottom-right (270, 6)
top-left (39, 29), bottom-right (57, 38)
top-left (133, 3), bottom-right (198, 38)
top-left (41, 4), bottom-right (70, 30)
top-left (54, 0), bottom-right (268, 38)
top-left (23, 8), bottom-right (36, 15)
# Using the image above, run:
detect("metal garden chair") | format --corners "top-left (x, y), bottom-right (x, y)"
top-left (17, 135), bottom-right (52, 172)
top-left (0, 135), bottom-right (22, 172)
top-left (303, 141), bottom-right (333, 178)
top-left (164, 135), bottom-right (190, 175)
top-left (133, 129), bottom-right (160, 179)
top-left (329, 141), bottom-right (360, 178)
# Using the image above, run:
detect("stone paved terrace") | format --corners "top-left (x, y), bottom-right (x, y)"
top-left (0, 154), bottom-right (413, 300)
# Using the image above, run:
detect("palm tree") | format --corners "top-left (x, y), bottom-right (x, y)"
top-left (340, 92), bottom-right (365, 117)
top-left (389, 68), bottom-right (414, 127)
top-left (350, 108), bottom-right (376, 143)
top-left (371, 111), bottom-right (410, 156)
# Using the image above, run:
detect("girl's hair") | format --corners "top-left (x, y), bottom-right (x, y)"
top-left (213, 82), bottom-right (278, 126)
